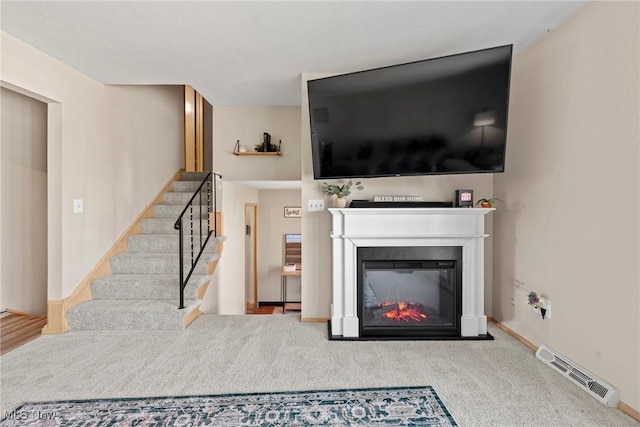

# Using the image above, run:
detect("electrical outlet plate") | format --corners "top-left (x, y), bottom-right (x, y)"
top-left (532, 299), bottom-right (552, 319)
top-left (544, 300), bottom-right (551, 319)
top-left (308, 199), bottom-right (325, 211)
top-left (73, 198), bottom-right (83, 213)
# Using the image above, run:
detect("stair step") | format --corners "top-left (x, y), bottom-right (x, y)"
top-left (66, 299), bottom-right (200, 330)
top-left (127, 234), bottom-right (222, 253)
top-left (110, 252), bottom-right (220, 275)
top-left (141, 218), bottom-right (210, 234)
top-left (181, 171), bottom-right (211, 181)
top-left (91, 274), bottom-right (210, 300)
top-left (64, 172), bottom-right (222, 332)
top-left (153, 203), bottom-right (210, 219)
top-left (163, 191), bottom-right (212, 205)
top-left (172, 180), bottom-right (206, 193)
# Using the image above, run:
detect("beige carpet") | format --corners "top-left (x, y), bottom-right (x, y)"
top-left (0, 315), bottom-right (637, 426)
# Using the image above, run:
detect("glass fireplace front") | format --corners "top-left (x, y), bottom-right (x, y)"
top-left (357, 246), bottom-right (462, 338)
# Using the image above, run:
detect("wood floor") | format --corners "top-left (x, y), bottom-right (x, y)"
top-left (246, 304), bottom-right (301, 315)
top-left (248, 305), bottom-right (277, 315)
top-left (1, 313), bottom-right (47, 356)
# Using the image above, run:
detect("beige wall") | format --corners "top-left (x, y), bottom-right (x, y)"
top-left (106, 84), bottom-right (184, 230)
top-left (257, 189), bottom-right (302, 302)
top-left (493, 2), bottom-right (639, 411)
top-left (1, 88), bottom-right (48, 314)
top-left (300, 73), bottom-right (496, 320)
top-left (202, 181), bottom-right (259, 314)
top-left (1, 31), bottom-right (184, 300)
top-left (212, 106), bottom-right (301, 180)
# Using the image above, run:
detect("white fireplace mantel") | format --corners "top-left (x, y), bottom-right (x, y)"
top-left (328, 207), bottom-right (493, 338)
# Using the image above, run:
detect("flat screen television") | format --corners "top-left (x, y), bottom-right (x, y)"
top-left (307, 45), bottom-right (512, 179)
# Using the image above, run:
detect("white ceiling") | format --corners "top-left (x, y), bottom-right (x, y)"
top-left (1, 1), bottom-right (587, 106)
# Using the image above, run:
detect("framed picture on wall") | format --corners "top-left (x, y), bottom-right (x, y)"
top-left (284, 206), bottom-right (302, 218)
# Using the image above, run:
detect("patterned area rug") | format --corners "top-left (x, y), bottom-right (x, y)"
top-left (1, 386), bottom-right (457, 426)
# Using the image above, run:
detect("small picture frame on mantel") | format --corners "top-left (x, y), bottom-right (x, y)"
top-left (455, 190), bottom-right (474, 207)
top-left (284, 206), bottom-right (302, 218)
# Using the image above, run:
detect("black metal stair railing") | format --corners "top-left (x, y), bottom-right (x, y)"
top-left (174, 172), bottom-right (222, 309)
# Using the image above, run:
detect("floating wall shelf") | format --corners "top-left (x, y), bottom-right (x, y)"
top-left (233, 151), bottom-right (282, 156)
top-left (233, 139), bottom-right (282, 156)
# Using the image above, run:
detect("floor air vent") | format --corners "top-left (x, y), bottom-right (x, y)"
top-left (536, 344), bottom-right (619, 407)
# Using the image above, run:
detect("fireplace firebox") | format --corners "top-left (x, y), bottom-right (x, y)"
top-left (358, 246), bottom-right (462, 338)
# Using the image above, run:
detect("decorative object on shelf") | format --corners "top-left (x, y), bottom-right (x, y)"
top-left (455, 190), bottom-right (474, 207)
top-left (476, 197), bottom-right (501, 208)
top-left (254, 141), bottom-right (281, 153)
top-left (322, 180), bottom-right (364, 208)
top-left (334, 197), bottom-right (348, 208)
top-left (233, 140), bottom-right (248, 153)
top-left (373, 195), bottom-right (424, 202)
top-left (350, 200), bottom-right (453, 208)
top-left (255, 134), bottom-right (281, 153)
top-left (284, 206), bottom-right (301, 218)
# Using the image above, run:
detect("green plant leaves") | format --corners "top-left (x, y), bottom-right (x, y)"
top-left (321, 181), bottom-right (364, 198)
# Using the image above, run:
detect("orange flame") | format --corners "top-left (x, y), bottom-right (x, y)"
top-left (379, 302), bottom-right (428, 322)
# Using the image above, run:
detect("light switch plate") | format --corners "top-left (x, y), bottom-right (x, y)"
top-left (308, 199), bottom-right (325, 211)
top-left (74, 199), bottom-right (83, 213)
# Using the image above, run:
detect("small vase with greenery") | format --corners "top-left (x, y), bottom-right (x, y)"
top-left (322, 181), bottom-right (364, 207)
top-left (476, 198), bottom-right (502, 208)
top-left (254, 142), bottom-right (279, 152)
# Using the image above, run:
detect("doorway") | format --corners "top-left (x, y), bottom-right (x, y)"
top-left (244, 203), bottom-right (258, 312)
top-left (0, 87), bottom-right (48, 316)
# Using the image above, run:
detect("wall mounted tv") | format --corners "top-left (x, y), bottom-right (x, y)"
top-left (307, 44), bottom-right (513, 180)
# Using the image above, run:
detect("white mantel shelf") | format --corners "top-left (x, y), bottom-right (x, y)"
top-left (329, 207), bottom-right (493, 339)
top-left (328, 207), bottom-right (493, 215)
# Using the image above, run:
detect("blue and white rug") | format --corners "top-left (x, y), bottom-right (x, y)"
top-left (1, 386), bottom-right (457, 426)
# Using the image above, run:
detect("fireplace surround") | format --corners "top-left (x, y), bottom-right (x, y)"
top-left (328, 207), bottom-right (493, 340)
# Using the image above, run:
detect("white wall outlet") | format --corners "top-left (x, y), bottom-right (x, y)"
top-left (73, 198), bottom-right (83, 213)
top-left (308, 199), bottom-right (325, 212)
top-left (543, 300), bottom-right (551, 319)
top-left (533, 298), bottom-right (552, 319)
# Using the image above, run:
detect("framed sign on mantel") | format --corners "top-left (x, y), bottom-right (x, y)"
top-left (284, 206), bottom-right (302, 218)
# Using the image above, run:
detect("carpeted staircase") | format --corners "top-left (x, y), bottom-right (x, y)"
top-left (66, 171), bottom-right (224, 331)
